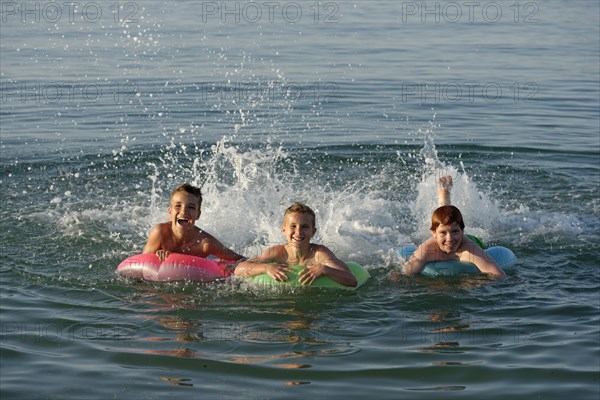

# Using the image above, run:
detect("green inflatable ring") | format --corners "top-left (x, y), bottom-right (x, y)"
top-left (247, 262), bottom-right (370, 289)
top-left (465, 234), bottom-right (486, 249)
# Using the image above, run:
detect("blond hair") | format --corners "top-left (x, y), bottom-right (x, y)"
top-left (283, 202), bottom-right (316, 226)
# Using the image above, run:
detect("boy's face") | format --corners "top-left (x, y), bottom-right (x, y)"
top-left (431, 221), bottom-right (464, 254)
top-left (168, 191), bottom-right (201, 230)
top-left (282, 212), bottom-right (316, 248)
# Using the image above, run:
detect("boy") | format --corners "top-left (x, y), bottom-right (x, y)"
top-left (234, 202), bottom-right (357, 287)
top-left (403, 177), bottom-right (506, 278)
top-left (143, 183), bottom-right (245, 263)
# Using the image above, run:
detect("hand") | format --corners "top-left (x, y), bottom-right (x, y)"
top-left (438, 176), bottom-right (453, 190)
top-left (298, 263), bottom-right (326, 286)
top-left (155, 250), bottom-right (172, 262)
top-left (217, 260), bottom-right (236, 274)
top-left (437, 176), bottom-right (453, 206)
top-left (265, 264), bottom-right (292, 282)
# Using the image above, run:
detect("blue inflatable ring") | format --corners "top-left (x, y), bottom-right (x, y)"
top-left (398, 244), bottom-right (516, 277)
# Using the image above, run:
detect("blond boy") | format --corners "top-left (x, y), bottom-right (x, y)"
top-left (235, 203), bottom-right (357, 287)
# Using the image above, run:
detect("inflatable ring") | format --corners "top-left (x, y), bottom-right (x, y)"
top-left (247, 262), bottom-right (370, 289)
top-left (116, 253), bottom-right (233, 282)
top-left (398, 244), bottom-right (516, 277)
top-left (465, 233), bottom-right (486, 249)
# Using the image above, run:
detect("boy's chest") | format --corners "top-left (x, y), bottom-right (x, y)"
top-left (285, 249), bottom-right (318, 266)
top-left (169, 234), bottom-right (206, 256)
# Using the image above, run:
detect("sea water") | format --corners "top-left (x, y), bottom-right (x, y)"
top-left (1, 1), bottom-right (599, 399)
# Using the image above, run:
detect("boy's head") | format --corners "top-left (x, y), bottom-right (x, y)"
top-left (430, 205), bottom-right (465, 232)
top-left (283, 202), bottom-right (316, 227)
top-left (170, 183), bottom-right (203, 209)
top-left (168, 184), bottom-right (203, 228)
top-left (430, 205), bottom-right (465, 254)
top-left (282, 203), bottom-right (317, 246)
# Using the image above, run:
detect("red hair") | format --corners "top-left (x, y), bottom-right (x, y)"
top-left (430, 205), bottom-right (465, 231)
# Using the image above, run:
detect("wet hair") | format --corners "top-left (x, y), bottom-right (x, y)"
top-left (283, 202), bottom-right (316, 226)
top-left (171, 183), bottom-right (203, 209)
top-left (430, 205), bottom-right (465, 231)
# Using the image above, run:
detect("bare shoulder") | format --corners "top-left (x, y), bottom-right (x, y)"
top-left (242, 244), bottom-right (286, 264)
top-left (311, 244), bottom-right (341, 263)
top-left (312, 243), bottom-right (335, 255)
top-left (195, 229), bottom-right (229, 255)
top-left (261, 244), bottom-right (288, 262)
top-left (195, 227), bottom-right (217, 242)
top-left (150, 222), bottom-right (172, 237)
top-left (414, 237), bottom-right (439, 259)
top-left (423, 236), bottom-right (438, 249)
top-left (457, 237), bottom-right (494, 264)
top-left (458, 237), bottom-right (505, 277)
top-left (414, 237), bottom-right (460, 263)
top-left (458, 236), bottom-right (486, 256)
top-left (143, 222), bottom-right (172, 253)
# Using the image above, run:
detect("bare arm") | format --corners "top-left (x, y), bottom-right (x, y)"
top-left (142, 226), bottom-right (161, 254)
top-left (475, 257), bottom-right (506, 278)
top-left (202, 234), bottom-right (246, 262)
top-left (403, 256), bottom-right (427, 275)
top-left (142, 224), bottom-right (171, 261)
top-left (404, 238), bottom-right (454, 275)
top-left (403, 241), bottom-right (430, 275)
top-left (234, 245), bottom-right (292, 281)
top-left (461, 240), bottom-right (506, 278)
top-left (437, 176), bottom-right (453, 207)
top-left (298, 246), bottom-right (357, 287)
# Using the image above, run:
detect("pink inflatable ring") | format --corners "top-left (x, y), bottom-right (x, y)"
top-left (116, 253), bottom-right (233, 282)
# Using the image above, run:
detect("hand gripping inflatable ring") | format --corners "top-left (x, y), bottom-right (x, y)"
top-left (247, 262), bottom-right (370, 289)
top-left (398, 244), bottom-right (516, 277)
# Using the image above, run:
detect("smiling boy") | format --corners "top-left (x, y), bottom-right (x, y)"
top-left (234, 202), bottom-right (357, 287)
top-left (403, 205), bottom-right (506, 278)
top-left (143, 183), bottom-right (245, 262)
